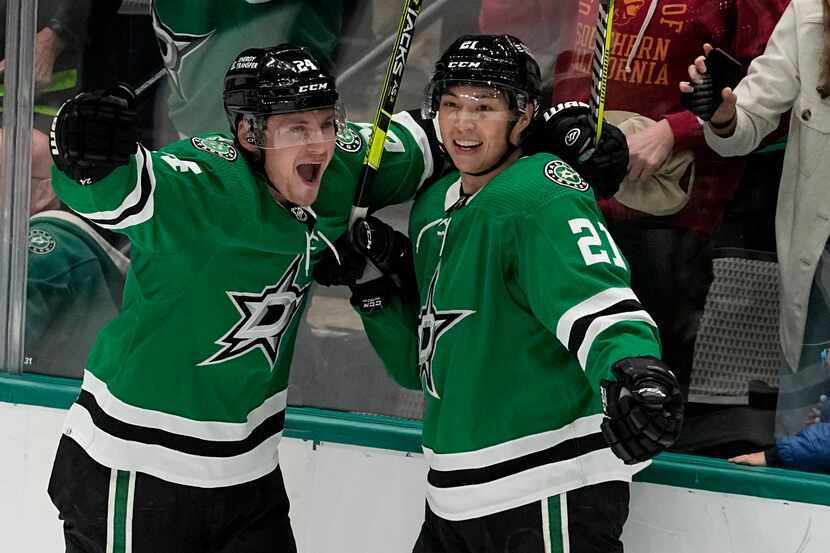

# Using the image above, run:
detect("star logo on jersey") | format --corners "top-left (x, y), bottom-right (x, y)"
top-left (417, 263), bottom-right (475, 399)
top-left (199, 255), bottom-right (310, 370)
top-left (152, 8), bottom-right (215, 101)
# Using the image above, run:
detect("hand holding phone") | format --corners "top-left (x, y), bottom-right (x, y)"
top-left (681, 45), bottom-right (743, 122)
top-left (705, 47), bottom-right (744, 94)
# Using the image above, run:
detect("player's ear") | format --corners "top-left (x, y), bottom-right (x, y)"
top-left (510, 104), bottom-right (535, 147)
top-left (236, 118), bottom-right (258, 155)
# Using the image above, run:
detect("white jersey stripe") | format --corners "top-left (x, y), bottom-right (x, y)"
top-left (391, 111), bottom-right (434, 188)
top-left (105, 146), bottom-right (157, 230)
top-left (63, 406), bottom-right (282, 488)
top-left (561, 493), bottom-right (571, 553)
top-left (425, 448), bottom-right (647, 521)
top-left (106, 469), bottom-right (117, 553)
top-left (555, 288), bottom-right (639, 347)
top-left (542, 498), bottom-right (552, 553)
top-left (575, 310), bottom-right (657, 370)
top-left (423, 414), bottom-right (606, 471)
top-left (77, 146), bottom-right (147, 219)
top-left (81, 369), bottom-right (287, 442)
top-left (125, 472), bottom-right (135, 553)
top-left (74, 146), bottom-right (156, 228)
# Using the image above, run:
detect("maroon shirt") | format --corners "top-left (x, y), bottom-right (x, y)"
top-left (481, 0), bottom-right (790, 234)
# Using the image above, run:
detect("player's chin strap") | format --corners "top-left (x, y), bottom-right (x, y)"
top-left (234, 130), bottom-right (269, 178)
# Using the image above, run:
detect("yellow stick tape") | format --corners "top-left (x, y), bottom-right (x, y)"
top-left (368, 129), bottom-right (388, 170)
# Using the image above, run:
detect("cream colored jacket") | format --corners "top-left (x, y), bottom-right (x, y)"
top-left (704, 0), bottom-right (830, 371)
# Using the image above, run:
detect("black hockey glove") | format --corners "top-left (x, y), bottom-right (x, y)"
top-left (312, 217), bottom-right (416, 313)
top-left (525, 101), bottom-right (628, 199)
top-left (348, 216), bottom-right (417, 313)
top-left (600, 356), bottom-right (684, 465)
top-left (51, 83), bottom-right (138, 184)
top-left (313, 232), bottom-right (367, 287)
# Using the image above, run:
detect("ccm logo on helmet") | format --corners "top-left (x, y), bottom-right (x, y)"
top-left (447, 61), bottom-right (481, 68)
top-left (298, 83), bottom-right (329, 93)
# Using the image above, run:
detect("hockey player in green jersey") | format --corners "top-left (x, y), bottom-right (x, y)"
top-left (24, 128), bottom-right (128, 379)
top-left (330, 35), bottom-right (685, 553)
top-left (152, 0), bottom-right (342, 137)
top-left (45, 45), bottom-right (436, 553)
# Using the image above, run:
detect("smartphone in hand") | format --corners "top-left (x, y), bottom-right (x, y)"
top-left (705, 47), bottom-right (744, 93)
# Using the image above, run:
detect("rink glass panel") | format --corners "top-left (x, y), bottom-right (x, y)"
top-left (0, 0), bottom-right (826, 475)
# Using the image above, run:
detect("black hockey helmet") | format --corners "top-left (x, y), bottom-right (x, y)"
top-left (422, 34), bottom-right (541, 120)
top-left (223, 45), bottom-right (346, 147)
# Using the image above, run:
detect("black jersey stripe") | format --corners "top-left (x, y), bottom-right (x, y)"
top-left (427, 432), bottom-right (608, 488)
top-left (566, 299), bottom-right (644, 354)
top-left (76, 390), bottom-right (285, 457)
top-left (86, 147), bottom-right (153, 227)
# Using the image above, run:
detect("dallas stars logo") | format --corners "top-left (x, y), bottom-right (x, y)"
top-left (417, 263), bottom-right (475, 399)
top-left (199, 256), bottom-right (310, 369)
top-left (544, 160), bottom-right (590, 192)
top-left (152, 8), bottom-right (215, 101)
top-left (28, 228), bottom-right (56, 255)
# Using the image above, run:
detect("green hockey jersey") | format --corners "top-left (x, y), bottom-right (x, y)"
top-left (152, 0), bottom-right (342, 136)
top-left (25, 210), bottom-right (128, 378)
top-left (361, 154), bottom-right (662, 520)
top-left (52, 112), bottom-right (434, 487)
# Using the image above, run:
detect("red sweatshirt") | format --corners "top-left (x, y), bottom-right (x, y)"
top-left (481, 0), bottom-right (789, 234)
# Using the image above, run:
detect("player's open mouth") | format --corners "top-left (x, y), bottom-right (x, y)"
top-left (296, 163), bottom-right (322, 186)
top-left (453, 139), bottom-right (482, 152)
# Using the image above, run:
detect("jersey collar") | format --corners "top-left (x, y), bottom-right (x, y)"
top-left (444, 178), bottom-right (483, 214)
top-left (275, 200), bottom-right (317, 233)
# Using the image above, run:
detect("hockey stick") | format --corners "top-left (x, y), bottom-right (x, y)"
top-left (349, 0), bottom-right (424, 225)
top-left (588, 0), bottom-right (615, 144)
top-left (135, 68), bottom-right (167, 98)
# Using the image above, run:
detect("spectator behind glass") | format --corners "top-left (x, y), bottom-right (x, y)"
top-left (682, 0), bottom-right (830, 375)
top-left (730, 394), bottom-right (830, 473)
top-left (152, 0), bottom-right (343, 137)
top-left (681, 0), bottom-right (830, 446)
top-left (0, 0), bottom-right (92, 131)
top-left (478, 0), bottom-right (559, 65)
top-left (22, 128), bottom-right (128, 377)
top-left (481, 0), bottom-right (789, 396)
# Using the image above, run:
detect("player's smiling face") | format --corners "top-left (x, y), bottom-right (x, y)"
top-left (438, 84), bottom-right (529, 183)
top-left (255, 109), bottom-right (336, 206)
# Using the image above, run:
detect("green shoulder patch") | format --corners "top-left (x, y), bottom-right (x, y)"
top-left (543, 160), bottom-right (590, 192)
top-left (28, 228), bottom-right (57, 254)
top-left (335, 127), bottom-right (362, 153)
top-left (191, 136), bottom-right (238, 161)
